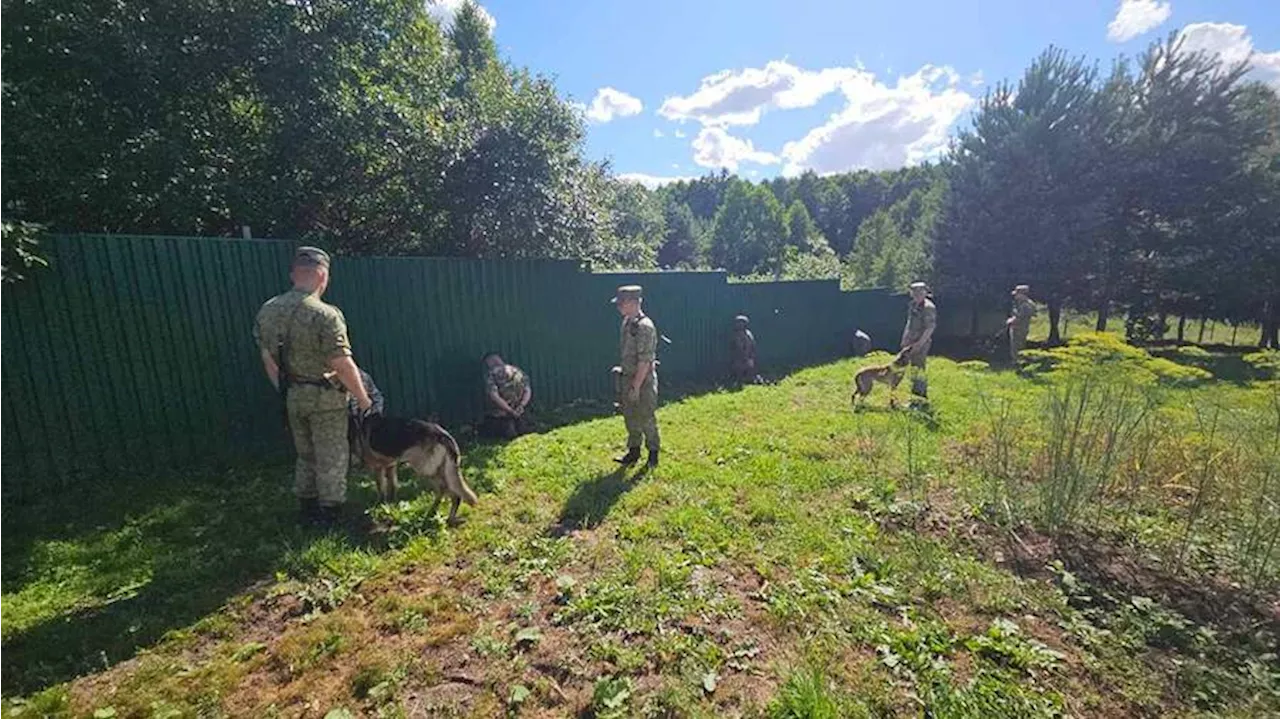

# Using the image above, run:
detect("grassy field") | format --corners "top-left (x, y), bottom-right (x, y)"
top-left (1027, 311), bottom-right (1264, 348)
top-left (3, 341), bottom-right (1278, 718)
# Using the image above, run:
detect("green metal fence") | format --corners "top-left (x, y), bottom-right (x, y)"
top-left (1, 234), bottom-right (987, 501)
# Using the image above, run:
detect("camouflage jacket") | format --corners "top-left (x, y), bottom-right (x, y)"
top-left (619, 313), bottom-right (657, 377)
top-left (253, 288), bottom-right (352, 411)
top-left (485, 363), bottom-right (529, 416)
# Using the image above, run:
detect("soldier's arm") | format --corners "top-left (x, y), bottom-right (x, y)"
top-left (253, 313), bottom-right (280, 389)
top-left (319, 311), bottom-right (372, 410)
top-left (488, 387), bottom-right (516, 416)
top-left (917, 308), bottom-right (937, 346)
top-left (260, 349), bottom-right (281, 390)
top-left (519, 385), bottom-right (532, 411)
top-left (630, 324), bottom-right (657, 393)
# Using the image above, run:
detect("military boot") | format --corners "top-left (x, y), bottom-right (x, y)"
top-left (614, 447), bottom-right (641, 465)
top-left (298, 497), bottom-right (321, 526)
top-left (316, 504), bottom-right (343, 530)
top-left (647, 449), bottom-right (660, 467)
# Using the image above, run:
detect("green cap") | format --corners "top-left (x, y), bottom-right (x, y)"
top-left (612, 285), bottom-right (643, 303)
top-left (293, 246), bottom-right (331, 268)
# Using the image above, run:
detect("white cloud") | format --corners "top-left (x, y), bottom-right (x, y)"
top-left (781, 64), bottom-right (975, 176)
top-left (585, 87), bottom-right (643, 123)
top-left (653, 128), bottom-right (665, 138)
top-left (1177, 23), bottom-right (1280, 88)
top-left (659, 61), bottom-right (859, 126)
top-left (1107, 0), bottom-right (1171, 42)
top-left (617, 173), bottom-right (696, 189)
top-left (425, 0), bottom-right (496, 33)
top-left (691, 127), bottom-right (779, 171)
top-left (674, 129), bottom-right (687, 138)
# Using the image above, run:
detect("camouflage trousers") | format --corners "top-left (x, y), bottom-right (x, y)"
top-left (906, 339), bottom-right (931, 398)
top-left (289, 405), bottom-right (350, 506)
top-left (620, 373), bottom-right (660, 451)
top-left (1009, 325), bottom-right (1030, 362)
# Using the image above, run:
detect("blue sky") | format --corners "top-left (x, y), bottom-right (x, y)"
top-left (435, 0), bottom-right (1280, 186)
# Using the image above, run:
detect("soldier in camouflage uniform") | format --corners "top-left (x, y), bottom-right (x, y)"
top-left (1006, 284), bottom-right (1036, 363)
top-left (900, 281), bottom-right (937, 401)
top-left (481, 352), bottom-right (532, 439)
top-left (730, 315), bottom-right (762, 385)
top-left (254, 247), bottom-right (372, 527)
top-left (612, 285), bottom-right (660, 467)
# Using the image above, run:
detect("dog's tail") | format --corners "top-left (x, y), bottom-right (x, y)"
top-left (422, 422), bottom-right (479, 506)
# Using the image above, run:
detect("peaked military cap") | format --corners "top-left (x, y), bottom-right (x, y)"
top-left (293, 246), bottom-right (331, 268)
top-left (612, 285), bottom-right (643, 303)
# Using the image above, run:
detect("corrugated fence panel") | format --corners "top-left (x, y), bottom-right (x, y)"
top-left (4, 234), bottom-right (996, 502)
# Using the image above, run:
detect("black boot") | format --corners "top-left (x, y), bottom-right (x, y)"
top-left (647, 449), bottom-right (660, 467)
top-left (614, 447), bottom-right (641, 465)
top-left (316, 504), bottom-right (342, 529)
top-left (298, 498), bottom-right (320, 526)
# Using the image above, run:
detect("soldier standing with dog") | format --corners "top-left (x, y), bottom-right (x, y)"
top-left (612, 285), bottom-right (660, 468)
top-left (900, 281), bottom-right (937, 402)
top-left (255, 247), bottom-right (373, 528)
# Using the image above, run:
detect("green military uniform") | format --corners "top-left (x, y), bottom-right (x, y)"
top-left (254, 252), bottom-right (353, 508)
top-left (485, 364), bottom-right (529, 417)
top-left (482, 361), bottom-right (530, 439)
top-left (615, 286), bottom-right (660, 458)
top-left (730, 315), bottom-right (759, 383)
top-left (1009, 285), bottom-right (1036, 361)
top-left (902, 284), bottom-right (937, 399)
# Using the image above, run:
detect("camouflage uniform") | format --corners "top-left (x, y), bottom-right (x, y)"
top-left (1009, 291), bottom-right (1036, 361)
top-left (254, 287), bottom-right (353, 507)
top-left (730, 315), bottom-right (758, 383)
top-left (485, 364), bottom-right (529, 417)
top-left (482, 363), bottom-right (530, 438)
top-left (901, 293), bottom-right (937, 398)
top-left (619, 308), bottom-right (660, 453)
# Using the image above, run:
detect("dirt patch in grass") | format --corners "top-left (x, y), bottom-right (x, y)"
top-left (1054, 531), bottom-right (1280, 635)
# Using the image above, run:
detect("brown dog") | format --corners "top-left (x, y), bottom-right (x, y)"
top-left (356, 415), bottom-right (478, 525)
top-left (851, 349), bottom-right (911, 408)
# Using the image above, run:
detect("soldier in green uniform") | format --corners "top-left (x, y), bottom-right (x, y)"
top-left (900, 281), bottom-right (937, 401)
top-left (1006, 284), bottom-right (1036, 363)
top-left (254, 247), bottom-right (373, 527)
top-left (481, 351), bottom-right (532, 439)
top-left (612, 285), bottom-right (660, 467)
top-left (730, 314), bottom-right (761, 385)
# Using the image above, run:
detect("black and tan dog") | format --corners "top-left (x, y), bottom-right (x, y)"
top-left (354, 414), bottom-right (478, 525)
top-left (851, 349), bottom-right (911, 408)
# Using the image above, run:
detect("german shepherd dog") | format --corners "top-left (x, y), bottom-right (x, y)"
top-left (354, 414), bottom-right (479, 525)
top-left (851, 349), bottom-right (911, 408)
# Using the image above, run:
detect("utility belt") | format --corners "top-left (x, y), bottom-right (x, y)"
top-left (285, 375), bottom-right (344, 392)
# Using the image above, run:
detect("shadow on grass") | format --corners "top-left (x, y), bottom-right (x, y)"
top-left (0, 445), bottom-right (509, 696)
top-left (548, 465), bottom-right (650, 535)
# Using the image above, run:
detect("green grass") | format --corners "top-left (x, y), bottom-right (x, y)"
top-left (1027, 309), bottom-right (1264, 347)
top-left (3, 348), bottom-right (1278, 718)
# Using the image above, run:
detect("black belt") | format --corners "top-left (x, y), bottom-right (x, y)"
top-left (289, 377), bottom-right (340, 389)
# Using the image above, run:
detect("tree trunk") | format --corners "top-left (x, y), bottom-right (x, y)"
top-left (1197, 318), bottom-right (1207, 344)
top-left (1207, 321), bottom-right (1215, 343)
top-left (1231, 323), bottom-right (1239, 346)
top-left (1157, 312), bottom-right (1168, 342)
top-left (1096, 303), bottom-right (1109, 332)
top-left (1047, 300), bottom-right (1062, 345)
top-left (1177, 316), bottom-right (1186, 343)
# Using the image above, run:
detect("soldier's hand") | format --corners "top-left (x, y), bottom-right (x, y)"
top-left (357, 395), bottom-right (373, 412)
top-left (628, 385), bottom-right (640, 402)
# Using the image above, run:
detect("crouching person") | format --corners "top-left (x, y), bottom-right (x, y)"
top-left (480, 352), bottom-right (531, 439)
